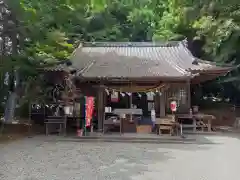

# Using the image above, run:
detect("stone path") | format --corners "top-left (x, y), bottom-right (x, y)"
top-left (0, 134), bottom-right (240, 180)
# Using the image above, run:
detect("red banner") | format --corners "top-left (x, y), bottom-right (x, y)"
top-left (85, 97), bottom-right (94, 127)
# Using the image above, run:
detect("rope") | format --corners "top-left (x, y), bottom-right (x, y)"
top-left (106, 83), bottom-right (169, 93)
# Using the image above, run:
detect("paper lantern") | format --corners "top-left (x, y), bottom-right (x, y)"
top-left (170, 101), bottom-right (177, 112)
top-left (111, 92), bottom-right (119, 102)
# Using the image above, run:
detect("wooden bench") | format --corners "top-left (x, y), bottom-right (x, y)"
top-left (45, 116), bottom-right (66, 135)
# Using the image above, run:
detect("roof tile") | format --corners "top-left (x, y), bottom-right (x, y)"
top-left (71, 41), bottom-right (193, 78)
top-left (46, 41), bottom-right (232, 80)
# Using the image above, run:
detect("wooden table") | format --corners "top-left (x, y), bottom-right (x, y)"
top-left (194, 113), bottom-right (215, 132)
top-left (156, 117), bottom-right (179, 135)
top-left (177, 113), bottom-right (215, 132)
top-left (177, 114), bottom-right (197, 132)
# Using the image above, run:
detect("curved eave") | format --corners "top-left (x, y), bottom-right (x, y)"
top-left (189, 66), bottom-right (233, 74)
top-left (191, 67), bottom-right (233, 84)
top-left (74, 75), bottom-right (191, 83)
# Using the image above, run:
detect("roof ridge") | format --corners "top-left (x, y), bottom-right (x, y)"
top-left (81, 41), bottom-right (181, 47)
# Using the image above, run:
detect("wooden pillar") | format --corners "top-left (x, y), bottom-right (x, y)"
top-left (129, 93), bottom-right (132, 108)
top-left (129, 93), bottom-right (133, 121)
top-left (154, 94), bottom-right (160, 117)
top-left (160, 90), bottom-right (166, 117)
top-left (187, 79), bottom-right (191, 109)
top-left (97, 86), bottom-right (104, 132)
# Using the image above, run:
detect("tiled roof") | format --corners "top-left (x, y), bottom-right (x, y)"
top-left (66, 41), bottom-right (232, 79)
top-left (44, 64), bottom-right (69, 72)
top-left (189, 59), bottom-right (233, 73)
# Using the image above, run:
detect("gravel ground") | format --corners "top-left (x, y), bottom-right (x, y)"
top-left (0, 134), bottom-right (240, 180)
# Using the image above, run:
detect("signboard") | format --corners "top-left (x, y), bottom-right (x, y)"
top-left (170, 101), bottom-right (177, 112)
top-left (85, 96), bottom-right (94, 127)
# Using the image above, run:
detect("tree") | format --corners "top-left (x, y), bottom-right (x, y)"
top-left (1, 0), bottom-right (240, 115)
top-left (1, 0), bottom-right (76, 121)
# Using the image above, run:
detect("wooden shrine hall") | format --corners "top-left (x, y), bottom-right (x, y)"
top-left (45, 41), bottom-right (232, 135)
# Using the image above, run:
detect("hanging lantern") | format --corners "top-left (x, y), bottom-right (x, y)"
top-left (111, 91), bottom-right (119, 102)
top-left (170, 101), bottom-right (177, 112)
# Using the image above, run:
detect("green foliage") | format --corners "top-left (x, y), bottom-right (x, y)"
top-left (2, 0), bottom-right (240, 105)
top-left (7, 0), bottom-right (240, 63)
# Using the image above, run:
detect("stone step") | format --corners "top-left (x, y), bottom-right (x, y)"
top-left (53, 134), bottom-right (209, 144)
top-left (58, 137), bottom-right (195, 144)
top-left (57, 136), bottom-right (216, 144)
top-left (71, 135), bottom-right (194, 141)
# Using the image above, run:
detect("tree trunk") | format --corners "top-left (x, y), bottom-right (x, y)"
top-left (2, 0), bottom-right (19, 123)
